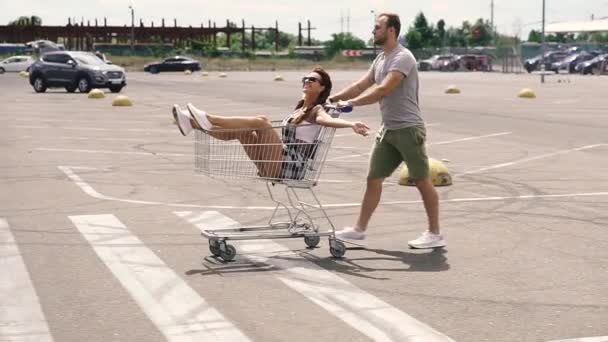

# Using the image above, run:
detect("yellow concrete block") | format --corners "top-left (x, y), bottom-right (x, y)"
top-left (518, 88), bottom-right (536, 98)
top-left (274, 75), bottom-right (284, 81)
top-left (219, 72), bottom-right (227, 78)
top-left (445, 85), bottom-right (461, 94)
top-left (112, 95), bottom-right (132, 106)
top-left (184, 69), bottom-right (192, 75)
top-left (88, 89), bottom-right (105, 99)
top-left (399, 158), bottom-right (453, 187)
top-left (201, 71), bottom-right (209, 76)
top-left (19, 71), bottom-right (29, 78)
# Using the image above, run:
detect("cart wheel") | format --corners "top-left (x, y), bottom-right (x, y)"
top-left (220, 245), bottom-right (237, 261)
top-left (209, 241), bottom-right (221, 256)
top-left (330, 241), bottom-right (346, 258)
top-left (304, 235), bottom-right (321, 248)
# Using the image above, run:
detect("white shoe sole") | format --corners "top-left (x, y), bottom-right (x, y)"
top-left (408, 240), bottom-right (446, 249)
top-left (173, 104), bottom-right (192, 136)
top-left (186, 103), bottom-right (212, 131)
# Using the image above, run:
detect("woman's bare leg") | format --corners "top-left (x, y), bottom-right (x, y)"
top-left (205, 114), bottom-right (273, 130)
top-left (237, 116), bottom-right (284, 178)
top-left (193, 114), bottom-right (283, 178)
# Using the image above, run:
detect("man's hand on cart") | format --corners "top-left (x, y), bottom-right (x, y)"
top-left (336, 100), bottom-right (353, 111)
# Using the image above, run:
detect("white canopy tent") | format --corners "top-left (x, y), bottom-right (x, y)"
top-left (546, 19), bottom-right (608, 33)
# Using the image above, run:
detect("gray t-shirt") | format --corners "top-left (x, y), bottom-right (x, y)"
top-left (368, 44), bottom-right (423, 130)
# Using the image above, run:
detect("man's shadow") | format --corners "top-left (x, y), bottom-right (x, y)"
top-left (307, 247), bottom-right (450, 280)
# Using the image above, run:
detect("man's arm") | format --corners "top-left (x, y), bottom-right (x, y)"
top-left (329, 69), bottom-right (375, 102)
top-left (344, 71), bottom-right (404, 107)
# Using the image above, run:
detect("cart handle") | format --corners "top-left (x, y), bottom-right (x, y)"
top-left (325, 103), bottom-right (353, 113)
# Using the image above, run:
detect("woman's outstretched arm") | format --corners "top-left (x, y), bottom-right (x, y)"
top-left (314, 109), bottom-right (370, 136)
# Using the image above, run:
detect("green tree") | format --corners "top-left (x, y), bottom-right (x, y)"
top-left (469, 19), bottom-right (493, 46)
top-left (324, 32), bottom-right (366, 58)
top-left (405, 28), bottom-right (423, 49)
top-left (413, 12), bottom-right (434, 47)
top-left (8, 15), bottom-right (42, 26)
top-left (437, 19), bottom-right (446, 47)
top-left (527, 30), bottom-right (542, 43)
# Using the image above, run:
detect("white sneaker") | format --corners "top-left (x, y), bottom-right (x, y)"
top-left (172, 104), bottom-right (193, 136)
top-left (335, 227), bottom-right (366, 242)
top-left (186, 103), bottom-right (212, 131)
top-left (408, 231), bottom-right (446, 249)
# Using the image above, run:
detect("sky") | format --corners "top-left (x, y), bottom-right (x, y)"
top-left (1, 0), bottom-right (607, 42)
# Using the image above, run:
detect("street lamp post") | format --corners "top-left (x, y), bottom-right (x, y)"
top-left (540, 0), bottom-right (546, 83)
top-left (371, 10), bottom-right (376, 55)
top-left (129, 6), bottom-right (135, 54)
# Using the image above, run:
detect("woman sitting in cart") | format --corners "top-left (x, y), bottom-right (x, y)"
top-left (172, 67), bottom-right (370, 180)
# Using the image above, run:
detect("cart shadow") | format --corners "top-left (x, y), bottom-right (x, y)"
top-left (185, 247), bottom-right (449, 280)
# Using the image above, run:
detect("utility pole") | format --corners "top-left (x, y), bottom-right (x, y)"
top-left (491, 0), bottom-right (494, 35)
top-left (298, 22), bottom-right (303, 46)
top-left (341, 11), bottom-right (344, 34)
top-left (307, 20), bottom-right (311, 46)
top-left (541, 0), bottom-right (546, 83)
top-left (128, 5), bottom-right (134, 54)
top-left (347, 9), bottom-right (350, 34)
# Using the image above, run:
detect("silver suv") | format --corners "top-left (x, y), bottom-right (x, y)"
top-left (29, 51), bottom-right (127, 93)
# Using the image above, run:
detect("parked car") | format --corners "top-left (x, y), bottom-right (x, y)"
top-left (418, 55), bottom-right (440, 71)
top-left (28, 51), bottom-right (127, 93)
top-left (524, 50), bottom-right (569, 73)
top-left (24, 40), bottom-right (64, 54)
top-left (456, 55), bottom-right (479, 71)
top-left (0, 55), bottom-right (34, 73)
top-left (551, 52), bottom-right (598, 73)
top-left (143, 56), bottom-right (201, 73)
top-left (576, 54), bottom-right (608, 75)
top-left (475, 55), bottom-right (493, 71)
top-left (434, 55), bottom-right (459, 71)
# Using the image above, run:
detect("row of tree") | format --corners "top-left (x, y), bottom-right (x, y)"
top-left (8, 16), bottom-right (42, 26)
top-left (404, 12), bottom-right (494, 49)
top-left (527, 30), bottom-right (608, 44)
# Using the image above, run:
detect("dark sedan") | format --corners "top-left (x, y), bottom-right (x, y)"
top-left (144, 56), bottom-right (201, 73)
top-left (551, 52), bottom-right (598, 73)
top-left (524, 50), bottom-right (569, 73)
top-left (576, 54), bottom-right (608, 75)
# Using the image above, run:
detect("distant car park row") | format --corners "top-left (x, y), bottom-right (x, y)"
top-left (418, 54), bottom-right (493, 72)
top-left (523, 47), bottom-right (608, 75)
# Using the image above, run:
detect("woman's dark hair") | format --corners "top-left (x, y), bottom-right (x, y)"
top-left (293, 67), bottom-right (332, 124)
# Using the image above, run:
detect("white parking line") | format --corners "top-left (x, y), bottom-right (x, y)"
top-left (14, 125), bottom-right (170, 133)
top-left (10, 118), bottom-right (152, 124)
top-left (333, 123), bottom-right (441, 138)
top-left (0, 218), bottom-right (54, 342)
top-left (548, 337), bottom-right (608, 342)
top-left (175, 211), bottom-right (455, 342)
top-left (40, 148), bottom-right (188, 157)
top-left (58, 166), bottom-right (608, 210)
top-left (429, 132), bottom-right (512, 146)
top-left (69, 214), bottom-right (251, 342)
top-left (458, 144), bottom-right (606, 176)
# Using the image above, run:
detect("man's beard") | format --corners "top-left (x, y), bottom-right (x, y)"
top-left (374, 35), bottom-right (386, 45)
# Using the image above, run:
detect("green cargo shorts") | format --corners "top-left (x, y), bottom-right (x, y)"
top-left (368, 125), bottom-right (429, 180)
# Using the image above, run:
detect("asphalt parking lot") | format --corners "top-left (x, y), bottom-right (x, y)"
top-left (1, 69), bottom-right (607, 342)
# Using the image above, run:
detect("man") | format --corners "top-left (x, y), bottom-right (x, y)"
top-left (330, 13), bottom-right (444, 249)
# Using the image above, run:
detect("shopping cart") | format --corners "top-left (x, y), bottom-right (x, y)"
top-left (194, 104), bottom-right (351, 261)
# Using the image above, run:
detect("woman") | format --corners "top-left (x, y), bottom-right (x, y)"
top-left (173, 67), bottom-right (369, 179)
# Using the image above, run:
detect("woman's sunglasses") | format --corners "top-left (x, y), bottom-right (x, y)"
top-left (302, 76), bottom-right (321, 84)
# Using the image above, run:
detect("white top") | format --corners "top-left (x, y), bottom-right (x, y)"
top-left (283, 105), bottom-right (323, 143)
